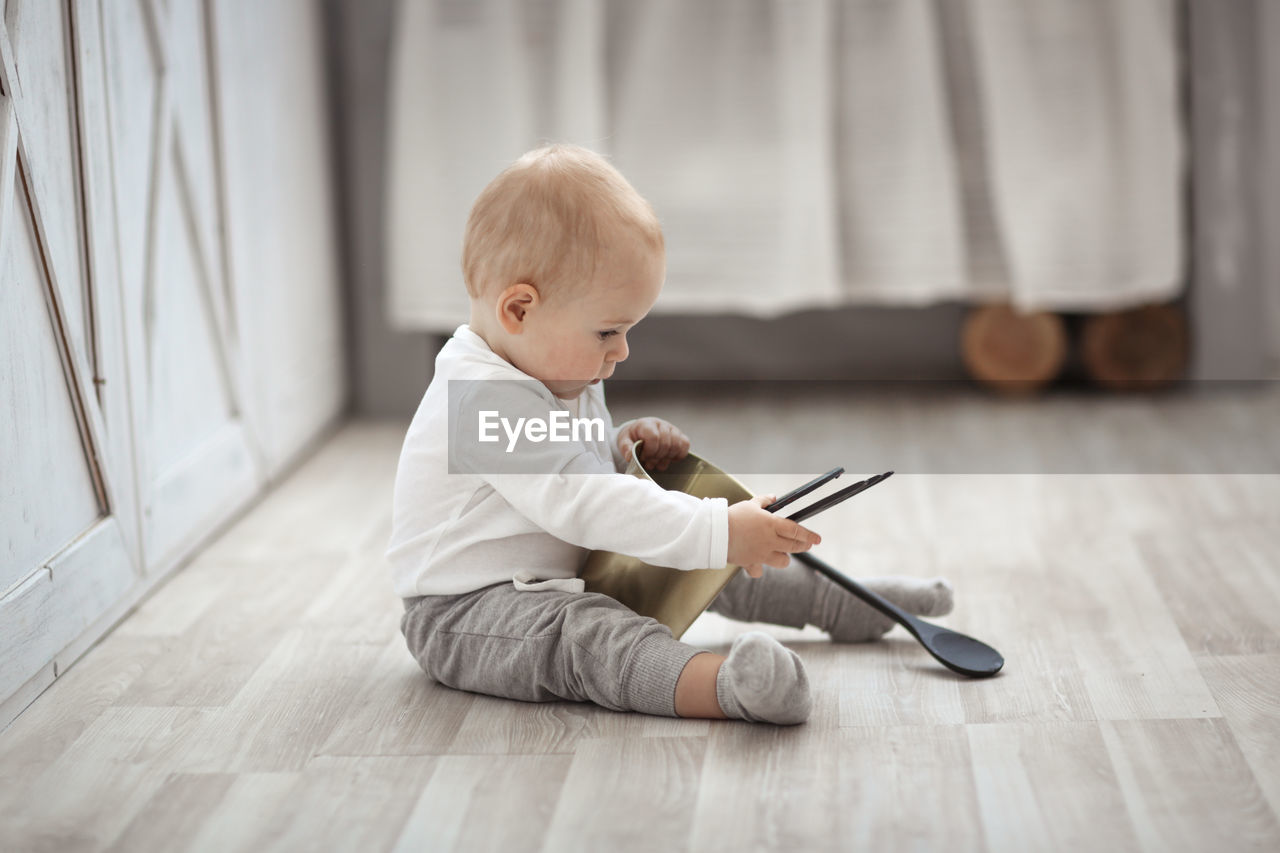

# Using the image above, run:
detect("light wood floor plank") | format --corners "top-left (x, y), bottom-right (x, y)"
top-left (106, 773), bottom-right (237, 853)
top-left (110, 558), bottom-right (236, 638)
top-left (688, 690), bottom-right (842, 851)
top-left (393, 754), bottom-right (571, 853)
top-left (444, 679), bottom-right (715, 754)
top-left (178, 757), bottom-right (436, 853)
top-left (1048, 532), bottom-right (1221, 720)
top-left (316, 638), bottom-right (477, 757)
top-left (0, 706), bottom-right (209, 850)
top-left (0, 761), bottom-right (170, 852)
top-left (933, 527), bottom-right (1099, 724)
top-left (836, 725), bottom-right (986, 851)
top-left (1101, 718), bottom-right (1280, 852)
top-left (1219, 475), bottom-right (1280, 523)
top-left (541, 736), bottom-right (706, 851)
top-left (179, 772), bottom-right (300, 853)
top-left (1136, 520), bottom-right (1280, 656)
top-left (445, 694), bottom-right (600, 755)
top-left (838, 636), bottom-right (969, 726)
top-left (113, 558), bottom-right (327, 708)
top-left (968, 721), bottom-right (1139, 851)
top-left (0, 634), bottom-right (167, 778)
top-left (1197, 655), bottom-right (1280, 818)
top-left (196, 423), bottom-right (404, 565)
top-left (176, 627), bottom-right (387, 773)
top-left (299, 517), bottom-right (407, 645)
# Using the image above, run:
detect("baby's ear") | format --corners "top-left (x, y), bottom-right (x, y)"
top-left (496, 283), bottom-right (538, 331)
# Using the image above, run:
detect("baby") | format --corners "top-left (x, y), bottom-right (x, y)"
top-left (387, 144), bottom-right (953, 725)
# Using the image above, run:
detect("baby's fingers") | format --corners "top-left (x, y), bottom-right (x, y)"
top-left (764, 551), bottom-right (792, 569)
top-left (776, 518), bottom-right (821, 550)
top-left (656, 426), bottom-right (691, 471)
top-left (666, 427), bottom-right (690, 458)
top-left (652, 426), bottom-right (676, 469)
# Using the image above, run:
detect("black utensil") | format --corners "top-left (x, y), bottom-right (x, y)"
top-left (794, 551), bottom-right (1004, 678)
top-left (783, 471), bottom-right (894, 523)
top-left (765, 467), bottom-right (844, 514)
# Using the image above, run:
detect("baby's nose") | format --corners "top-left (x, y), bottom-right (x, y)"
top-left (612, 337), bottom-right (630, 362)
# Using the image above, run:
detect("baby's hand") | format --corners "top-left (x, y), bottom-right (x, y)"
top-left (727, 494), bottom-right (822, 578)
top-left (617, 417), bottom-right (691, 471)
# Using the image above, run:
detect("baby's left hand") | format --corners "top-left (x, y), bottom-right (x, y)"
top-left (617, 417), bottom-right (691, 471)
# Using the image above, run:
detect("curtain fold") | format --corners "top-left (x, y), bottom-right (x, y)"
top-left (607, 0), bottom-right (843, 313)
top-left (969, 0), bottom-right (1183, 310)
top-left (386, 0), bottom-right (1182, 332)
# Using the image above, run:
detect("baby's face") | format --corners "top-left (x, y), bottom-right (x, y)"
top-left (517, 240), bottom-right (664, 399)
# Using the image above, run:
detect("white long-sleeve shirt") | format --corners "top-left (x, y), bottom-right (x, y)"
top-left (386, 324), bottom-right (730, 598)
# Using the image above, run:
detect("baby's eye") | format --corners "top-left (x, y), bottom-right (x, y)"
top-left (597, 330), bottom-right (618, 340)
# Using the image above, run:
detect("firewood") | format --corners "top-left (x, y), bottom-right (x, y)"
top-left (961, 303), bottom-right (1067, 394)
top-left (1081, 303), bottom-right (1188, 389)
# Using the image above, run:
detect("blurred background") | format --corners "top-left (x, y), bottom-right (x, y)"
top-left (1, 0), bottom-right (1278, 720)
top-left (334, 0), bottom-right (1280, 410)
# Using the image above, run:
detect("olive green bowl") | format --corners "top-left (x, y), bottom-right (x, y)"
top-left (578, 441), bottom-right (752, 640)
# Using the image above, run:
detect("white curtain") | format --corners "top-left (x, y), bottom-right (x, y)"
top-left (386, 0), bottom-right (1182, 331)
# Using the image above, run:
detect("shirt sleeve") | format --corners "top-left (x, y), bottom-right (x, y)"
top-left (450, 378), bottom-right (729, 570)
top-left (488, 463), bottom-right (729, 570)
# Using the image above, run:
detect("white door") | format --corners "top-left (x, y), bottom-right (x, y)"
top-left (100, 0), bottom-right (262, 573)
top-left (1, 0), bottom-right (138, 704)
top-left (2, 0), bottom-right (267, 709)
top-left (1, 0), bottom-right (343, 719)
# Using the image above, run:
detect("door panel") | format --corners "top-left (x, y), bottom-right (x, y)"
top-left (0, 1), bottom-right (138, 706)
top-left (0, 0), bottom-right (344, 723)
top-left (147, 144), bottom-right (237, 472)
top-left (167, 0), bottom-right (225, 302)
top-left (208, 0), bottom-right (344, 474)
top-left (3, 0), bottom-right (92, 362)
top-left (102, 0), bottom-right (261, 573)
top-left (0, 153), bottom-right (102, 592)
top-left (0, 519), bottom-right (134, 707)
top-left (100, 0), bottom-right (161, 348)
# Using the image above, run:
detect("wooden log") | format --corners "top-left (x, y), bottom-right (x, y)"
top-left (1080, 303), bottom-right (1189, 390)
top-left (961, 304), bottom-right (1067, 394)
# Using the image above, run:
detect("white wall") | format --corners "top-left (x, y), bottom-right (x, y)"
top-left (0, 0), bottom-right (346, 726)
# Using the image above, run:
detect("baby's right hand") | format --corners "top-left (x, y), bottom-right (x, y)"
top-left (726, 494), bottom-right (822, 578)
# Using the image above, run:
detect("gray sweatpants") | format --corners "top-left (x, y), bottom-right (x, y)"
top-left (400, 564), bottom-right (818, 717)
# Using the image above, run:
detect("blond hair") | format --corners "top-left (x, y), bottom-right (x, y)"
top-left (461, 144), bottom-right (664, 302)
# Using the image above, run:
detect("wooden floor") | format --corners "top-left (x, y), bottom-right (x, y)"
top-left (2, 388), bottom-right (1279, 852)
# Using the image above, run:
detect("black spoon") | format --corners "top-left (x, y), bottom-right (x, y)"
top-left (793, 551), bottom-right (1005, 678)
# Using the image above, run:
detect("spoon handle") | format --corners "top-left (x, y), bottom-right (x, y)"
top-left (793, 551), bottom-right (913, 625)
top-left (793, 551), bottom-right (1005, 678)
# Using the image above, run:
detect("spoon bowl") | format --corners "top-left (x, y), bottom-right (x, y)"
top-left (794, 551), bottom-right (1004, 678)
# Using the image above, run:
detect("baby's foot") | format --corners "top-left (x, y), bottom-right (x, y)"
top-left (865, 576), bottom-right (954, 619)
top-left (715, 631), bottom-right (812, 725)
top-left (810, 575), bottom-right (954, 643)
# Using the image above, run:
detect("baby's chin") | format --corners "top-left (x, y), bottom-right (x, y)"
top-left (549, 379), bottom-right (599, 400)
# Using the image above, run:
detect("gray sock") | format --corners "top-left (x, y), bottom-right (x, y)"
top-left (810, 574), bottom-right (954, 643)
top-left (714, 632), bottom-right (812, 725)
